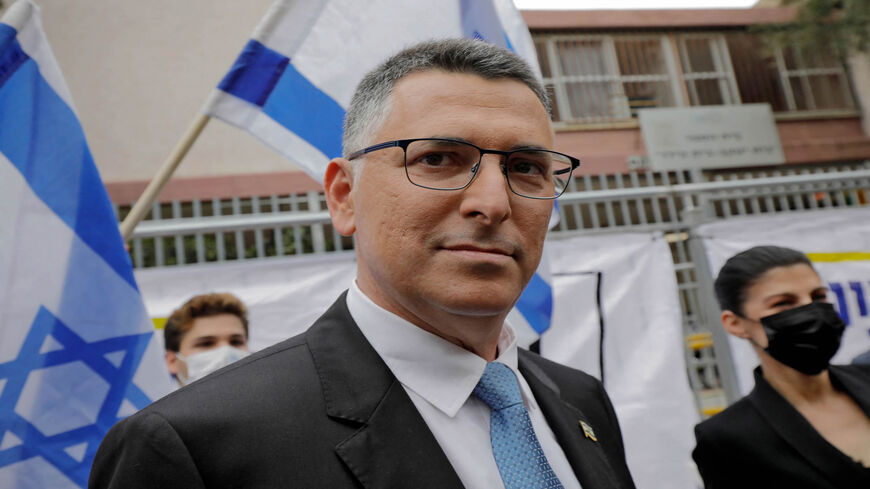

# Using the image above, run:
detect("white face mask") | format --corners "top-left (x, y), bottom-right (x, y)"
top-left (176, 345), bottom-right (250, 385)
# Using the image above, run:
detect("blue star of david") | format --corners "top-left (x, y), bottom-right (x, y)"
top-left (0, 306), bottom-right (154, 488)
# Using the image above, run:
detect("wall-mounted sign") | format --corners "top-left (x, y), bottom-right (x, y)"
top-left (639, 104), bottom-right (785, 171)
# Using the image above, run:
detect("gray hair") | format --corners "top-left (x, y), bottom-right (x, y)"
top-left (342, 38), bottom-right (551, 163)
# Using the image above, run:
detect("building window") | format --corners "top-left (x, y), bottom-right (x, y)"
top-left (777, 43), bottom-right (855, 111)
top-left (678, 34), bottom-right (740, 106)
top-left (727, 33), bottom-right (854, 113)
top-left (534, 30), bottom-right (856, 126)
top-left (535, 33), bottom-right (677, 125)
top-left (726, 33), bottom-right (788, 111)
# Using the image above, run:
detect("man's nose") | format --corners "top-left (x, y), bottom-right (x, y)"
top-left (459, 156), bottom-right (512, 224)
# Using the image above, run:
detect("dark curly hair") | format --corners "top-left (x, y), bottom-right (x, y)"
top-left (163, 293), bottom-right (249, 352)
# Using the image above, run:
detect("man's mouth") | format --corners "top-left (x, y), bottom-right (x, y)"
top-left (441, 243), bottom-right (514, 257)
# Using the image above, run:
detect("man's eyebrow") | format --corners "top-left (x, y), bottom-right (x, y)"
top-left (427, 135), bottom-right (549, 151)
top-left (761, 292), bottom-right (795, 302)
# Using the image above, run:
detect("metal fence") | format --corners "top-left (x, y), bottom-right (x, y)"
top-left (119, 160), bottom-right (870, 417)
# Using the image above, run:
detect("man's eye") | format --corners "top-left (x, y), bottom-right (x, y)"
top-left (415, 152), bottom-right (456, 167)
top-left (510, 161), bottom-right (544, 175)
top-left (508, 157), bottom-right (550, 177)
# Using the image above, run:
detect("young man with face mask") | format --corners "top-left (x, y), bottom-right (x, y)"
top-left (163, 293), bottom-right (251, 387)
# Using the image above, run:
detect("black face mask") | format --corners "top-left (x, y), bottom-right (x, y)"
top-left (759, 302), bottom-right (846, 375)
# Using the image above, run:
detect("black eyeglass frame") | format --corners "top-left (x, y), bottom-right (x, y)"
top-left (346, 138), bottom-right (580, 200)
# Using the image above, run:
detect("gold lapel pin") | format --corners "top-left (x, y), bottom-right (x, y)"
top-left (579, 420), bottom-right (597, 442)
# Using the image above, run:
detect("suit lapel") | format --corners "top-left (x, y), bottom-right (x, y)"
top-left (306, 293), bottom-right (464, 489)
top-left (519, 356), bottom-right (621, 489)
top-left (748, 367), bottom-right (865, 488)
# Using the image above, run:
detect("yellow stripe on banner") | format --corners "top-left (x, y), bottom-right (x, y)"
top-left (152, 317), bottom-right (167, 330)
top-left (807, 252), bottom-right (870, 263)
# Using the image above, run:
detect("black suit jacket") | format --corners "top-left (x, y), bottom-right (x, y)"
top-left (89, 293), bottom-right (636, 489)
top-left (693, 365), bottom-right (870, 489)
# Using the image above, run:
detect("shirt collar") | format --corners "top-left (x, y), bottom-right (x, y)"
top-left (347, 281), bottom-right (531, 417)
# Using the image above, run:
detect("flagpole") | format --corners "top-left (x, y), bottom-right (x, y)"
top-left (119, 113), bottom-right (211, 241)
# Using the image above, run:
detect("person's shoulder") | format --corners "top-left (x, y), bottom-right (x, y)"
top-left (831, 363), bottom-right (870, 381)
top-left (830, 364), bottom-right (870, 398)
top-left (694, 395), bottom-right (757, 441)
top-left (518, 348), bottom-right (601, 388)
top-left (144, 331), bottom-right (316, 416)
top-left (694, 392), bottom-right (780, 459)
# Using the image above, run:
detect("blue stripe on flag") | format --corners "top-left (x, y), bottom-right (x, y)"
top-left (516, 273), bottom-right (553, 334)
top-left (0, 24), bottom-right (26, 85)
top-left (262, 63), bottom-right (344, 159)
top-left (503, 32), bottom-right (514, 52)
top-left (217, 38), bottom-right (344, 159)
top-left (0, 33), bottom-right (137, 290)
top-left (217, 39), bottom-right (289, 107)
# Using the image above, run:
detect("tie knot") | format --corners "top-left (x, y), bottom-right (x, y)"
top-left (473, 362), bottom-right (523, 411)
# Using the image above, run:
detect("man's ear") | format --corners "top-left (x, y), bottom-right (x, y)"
top-left (165, 350), bottom-right (180, 376)
top-left (721, 310), bottom-right (750, 339)
top-left (324, 158), bottom-right (356, 236)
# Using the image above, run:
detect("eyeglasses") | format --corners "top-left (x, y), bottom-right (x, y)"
top-left (346, 138), bottom-right (580, 200)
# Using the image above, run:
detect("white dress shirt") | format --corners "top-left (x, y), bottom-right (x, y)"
top-left (347, 282), bottom-right (582, 489)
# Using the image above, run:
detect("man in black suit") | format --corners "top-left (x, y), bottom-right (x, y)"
top-left (89, 39), bottom-right (636, 489)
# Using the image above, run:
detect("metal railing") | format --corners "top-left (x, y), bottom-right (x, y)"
top-left (118, 160), bottom-right (870, 416)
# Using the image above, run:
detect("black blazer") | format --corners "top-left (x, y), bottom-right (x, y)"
top-left (89, 293), bottom-right (636, 489)
top-left (693, 365), bottom-right (870, 489)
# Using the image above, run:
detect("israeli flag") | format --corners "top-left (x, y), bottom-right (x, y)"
top-left (508, 202), bottom-right (560, 348)
top-left (203, 0), bottom-right (557, 345)
top-left (0, 2), bottom-right (173, 488)
top-left (202, 0), bottom-right (541, 181)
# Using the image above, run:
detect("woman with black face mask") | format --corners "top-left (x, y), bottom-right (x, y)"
top-left (692, 245), bottom-right (870, 489)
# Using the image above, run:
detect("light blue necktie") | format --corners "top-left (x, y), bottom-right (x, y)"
top-left (473, 362), bottom-right (565, 489)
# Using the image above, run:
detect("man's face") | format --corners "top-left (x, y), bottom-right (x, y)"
top-left (327, 70), bottom-right (554, 348)
top-left (165, 313), bottom-right (249, 379)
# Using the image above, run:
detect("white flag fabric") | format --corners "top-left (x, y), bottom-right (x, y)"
top-left (203, 0), bottom-right (556, 342)
top-left (203, 0), bottom-right (540, 181)
top-left (698, 207), bottom-right (870, 395)
top-left (0, 2), bottom-right (173, 488)
top-left (542, 232), bottom-right (701, 489)
top-left (136, 253), bottom-right (359, 352)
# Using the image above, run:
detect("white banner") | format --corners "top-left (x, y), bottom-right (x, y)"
top-left (134, 253), bottom-right (357, 351)
top-left (543, 232), bottom-right (700, 489)
top-left (698, 207), bottom-right (870, 395)
top-left (134, 233), bottom-right (699, 489)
